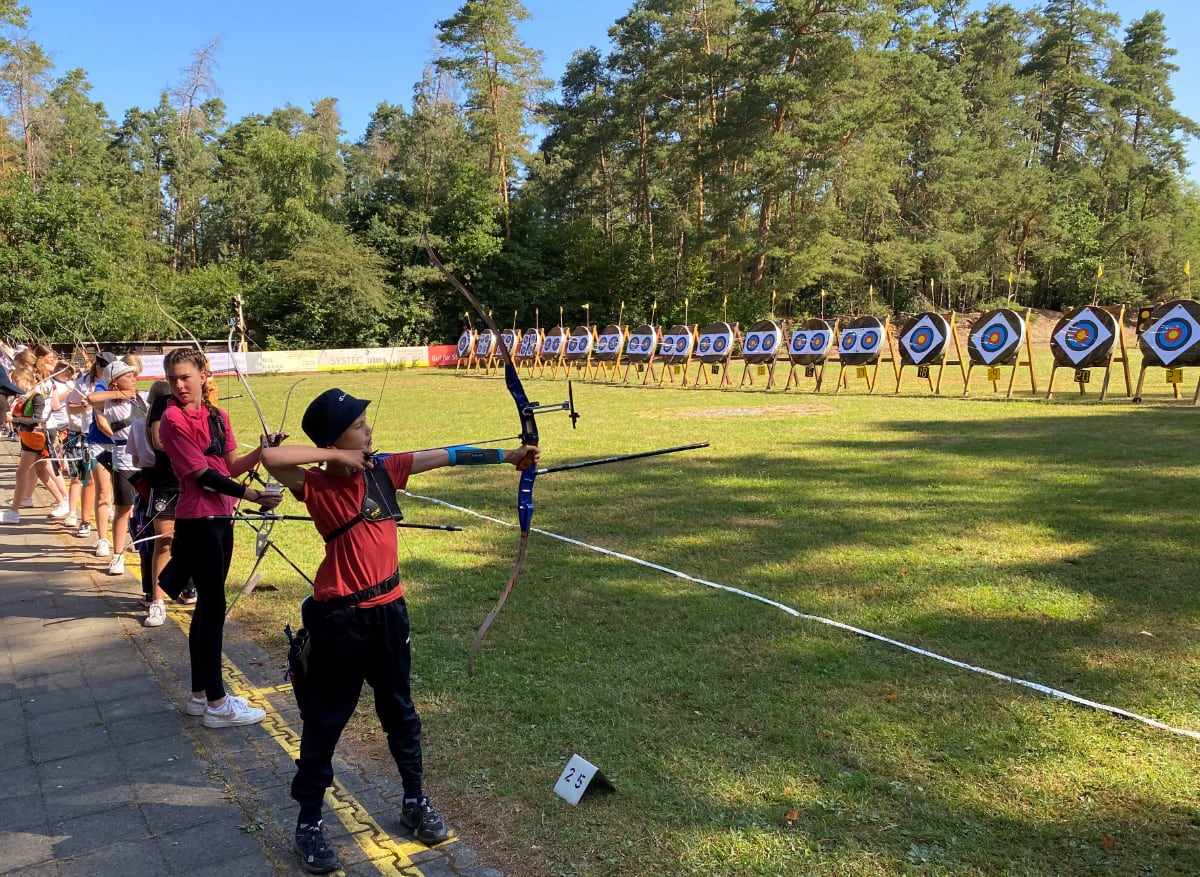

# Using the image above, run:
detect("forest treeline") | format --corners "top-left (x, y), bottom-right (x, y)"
top-left (1, 0), bottom-right (1197, 348)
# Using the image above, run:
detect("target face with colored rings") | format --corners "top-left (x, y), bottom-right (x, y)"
top-left (660, 325), bottom-right (695, 363)
top-left (474, 332), bottom-right (496, 357)
top-left (456, 330), bottom-right (474, 358)
top-left (1139, 300), bottom-right (1200, 367)
top-left (625, 325), bottom-right (658, 361)
top-left (839, 316), bottom-right (886, 365)
top-left (788, 319), bottom-right (834, 365)
top-left (968, 308), bottom-right (1025, 365)
top-left (1050, 306), bottom-right (1117, 367)
top-left (517, 332), bottom-right (539, 359)
top-left (595, 326), bottom-right (624, 360)
top-left (696, 322), bottom-right (734, 363)
top-left (898, 313), bottom-right (949, 366)
top-left (743, 320), bottom-right (782, 364)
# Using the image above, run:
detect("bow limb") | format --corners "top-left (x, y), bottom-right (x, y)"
top-left (423, 230), bottom-right (538, 677)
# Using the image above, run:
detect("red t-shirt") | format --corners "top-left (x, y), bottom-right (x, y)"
top-left (159, 402), bottom-right (239, 519)
top-left (299, 453), bottom-right (413, 606)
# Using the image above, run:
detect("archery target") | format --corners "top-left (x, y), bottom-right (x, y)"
top-left (696, 322), bottom-right (734, 363)
top-left (625, 324), bottom-right (659, 362)
top-left (898, 312), bottom-right (949, 366)
top-left (659, 325), bottom-right (695, 363)
top-left (474, 330), bottom-right (497, 358)
top-left (788, 319), bottom-right (834, 365)
top-left (1139, 300), bottom-right (1200, 367)
top-left (516, 330), bottom-right (540, 360)
top-left (541, 327), bottom-right (567, 357)
top-left (499, 330), bottom-right (518, 359)
top-left (838, 316), bottom-right (886, 366)
top-left (594, 325), bottom-right (626, 361)
top-left (741, 320), bottom-right (782, 364)
top-left (456, 330), bottom-right (475, 359)
top-left (1050, 306), bottom-right (1117, 368)
top-left (565, 327), bottom-right (594, 360)
top-left (968, 308), bottom-right (1025, 366)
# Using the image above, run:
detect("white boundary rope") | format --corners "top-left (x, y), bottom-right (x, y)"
top-left (405, 490), bottom-right (1200, 742)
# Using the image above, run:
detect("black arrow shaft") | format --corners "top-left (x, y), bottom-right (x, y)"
top-left (537, 442), bottom-right (709, 475)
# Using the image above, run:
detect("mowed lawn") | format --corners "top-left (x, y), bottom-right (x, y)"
top-left (221, 361), bottom-right (1200, 877)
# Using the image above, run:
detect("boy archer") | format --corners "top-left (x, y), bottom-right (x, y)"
top-left (261, 387), bottom-right (537, 874)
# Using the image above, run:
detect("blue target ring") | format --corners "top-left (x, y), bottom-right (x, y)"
top-left (840, 331), bottom-right (858, 350)
top-left (698, 337), bottom-right (712, 354)
top-left (909, 328), bottom-right (933, 354)
top-left (762, 335), bottom-right (776, 351)
top-left (981, 324), bottom-right (1010, 354)
top-left (810, 334), bottom-right (826, 351)
top-left (861, 330), bottom-right (880, 350)
top-left (745, 336), bottom-right (760, 352)
top-left (1156, 318), bottom-right (1193, 352)
top-left (714, 337), bottom-right (728, 353)
top-left (1064, 320), bottom-right (1098, 351)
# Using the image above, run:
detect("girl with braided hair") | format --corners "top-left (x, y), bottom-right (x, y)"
top-left (158, 347), bottom-right (282, 728)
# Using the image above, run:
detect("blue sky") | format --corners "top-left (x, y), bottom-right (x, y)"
top-left (19, 0), bottom-right (1200, 178)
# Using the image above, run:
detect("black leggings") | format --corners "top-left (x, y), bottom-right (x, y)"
top-left (172, 518), bottom-right (235, 701)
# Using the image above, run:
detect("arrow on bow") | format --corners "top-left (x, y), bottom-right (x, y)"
top-left (424, 229), bottom-right (579, 677)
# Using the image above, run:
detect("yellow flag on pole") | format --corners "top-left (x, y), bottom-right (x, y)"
top-left (1186, 260), bottom-right (1191, 277)
top-left (1096, 262), bottom-right (1103, 279)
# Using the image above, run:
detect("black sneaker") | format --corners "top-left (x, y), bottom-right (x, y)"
top-left (178, 586), bottom-right (198, 605)
top-left (400, 796), bottom-right (449, 845)
top-left (294, 821), bottom-right (340, 874)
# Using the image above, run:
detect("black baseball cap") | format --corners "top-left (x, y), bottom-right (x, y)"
top-left (301, 388), bottom-right (370, 447)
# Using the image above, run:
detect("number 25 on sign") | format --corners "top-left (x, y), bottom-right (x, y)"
top-left (554, 754), bottom-right (615, 806)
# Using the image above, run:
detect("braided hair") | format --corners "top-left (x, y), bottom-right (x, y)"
top-left (163, 347), bottom-right (226, 455)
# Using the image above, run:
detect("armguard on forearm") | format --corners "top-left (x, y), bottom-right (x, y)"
top-left (196, 468), bottom-right (248, 498)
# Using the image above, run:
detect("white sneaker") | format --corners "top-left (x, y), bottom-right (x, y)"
top-left (63, 513), bottom-right (78, 528)
top-left (143, 601), bottom-right (166, 627)
top-left (107, 554), bottom-right (125, 576)
top-left (185, 695), bottom-right (208, 717)
top-left (95, 538), bottom-right (111, 557)
top-left (1, 510), bottom-right (19, 525)
top-left (20, 496), bottom-right (34, 508)
top-left (203, 695), bottom-right (266, 728)
top-left (50, 499), bottom-right (70, 518)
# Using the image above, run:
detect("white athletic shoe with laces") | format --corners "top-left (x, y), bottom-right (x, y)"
top-left (50, 499), bottom-right (70, 518)
top-left (203, 694), bottom-right (266, 728)
top-left (63, 513), bottom-right (78, 528)
top-left (143, 601), bottom-right (166, 627)
top-left (107, 554), bottom-right (125, 576)
top-left (1, 510), bottom-right (19, 525)
top-left (95, 538), bottom-right (111, 557)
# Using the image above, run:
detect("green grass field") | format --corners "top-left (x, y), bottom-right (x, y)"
top-left (219, 362), bottom-right (1200, 877)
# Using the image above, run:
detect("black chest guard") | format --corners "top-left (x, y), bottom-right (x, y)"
top-left (323, 457), bottom-right (403, 544)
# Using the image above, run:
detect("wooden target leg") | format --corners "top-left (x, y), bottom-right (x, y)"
top-left (1133, 365), bottom-right (1147, 403)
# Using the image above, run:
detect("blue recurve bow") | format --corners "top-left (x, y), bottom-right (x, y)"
top-left (424, 231), bottom-right (577, 677)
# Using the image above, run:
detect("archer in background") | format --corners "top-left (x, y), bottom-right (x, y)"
top-left (261, 388), bottom-right (536, 874)
top-left (158, 347), bottom-right (282, 729)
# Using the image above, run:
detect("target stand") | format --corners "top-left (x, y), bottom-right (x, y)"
top-left (963, 308), bottom-right (1038, 398)
top-left (622, 325), bottom-right (660, 385)
top-left (537, 327), bottom-right (569, 379)
top-left (690, 322), bottom-right (737, 388)
top-left (651, 324), bottom-right (698, 386)
top-left (738, 320), bottom-right (785, 390)
top-left (832, 316), bottom-right (896, 394)
top-left (471, 330), bottom-right (498, 375)
top-left (589, 324), bottom-right (627, 381)
top-left (1132, 299), bottom-right (1200, 404)
top-left (894, 312), bottom-right (966, 395)
top-left (783, 319), bottom-right (838, 392)
top-left (563, 326), bottom-right (596, 382)
top-left (1045, 305), bottom-right (1131, 401)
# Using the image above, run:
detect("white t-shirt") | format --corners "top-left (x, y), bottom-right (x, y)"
top-left (102, 392), bottom-right (149, 471)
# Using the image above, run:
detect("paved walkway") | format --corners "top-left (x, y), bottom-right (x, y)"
top-left (0, 460), bottom-right (501, 877)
